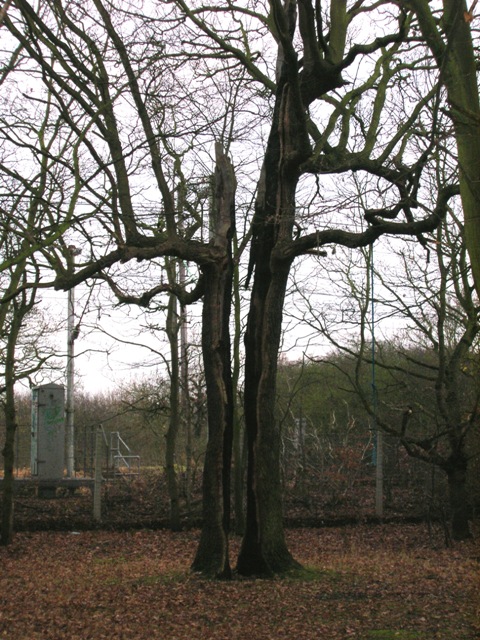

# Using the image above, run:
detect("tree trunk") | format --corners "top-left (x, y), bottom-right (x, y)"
top-left (238, 258), bottom-right (299, 575)
top-left (1, 311), bottom-right (20, 545)
top-left (237, 69), bottom-right (308, 575)
top-left (191, 144), bottom-right (235, 577)
top-left (1, 391), bottom-right (16, 546)
top-left (446, 452), bottom-right (472, 540)
top-left (191, 262), bottom-right (232, 575)
top-left (235, 0), bottom-right (350, 575)
top-left (232, 409), bottom-right (245, 536)
top-left (232, 238), bottom-right (245, 536)
top-left (165, 276), bottom-right (181, 532)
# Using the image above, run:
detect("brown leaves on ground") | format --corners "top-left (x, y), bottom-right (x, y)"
top-left (0, 524), bottom-right (478, 640)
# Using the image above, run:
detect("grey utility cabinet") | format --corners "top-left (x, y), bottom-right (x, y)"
top-left (31, 383), bottom-right (65, 480)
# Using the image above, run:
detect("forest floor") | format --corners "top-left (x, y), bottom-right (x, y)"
top-left (0, 524), bottom-right (479, 640)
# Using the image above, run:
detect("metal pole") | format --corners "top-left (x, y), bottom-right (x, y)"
top-left (93, 426), bottom-right (103, 522)
top-left (66, 246), bottom-right (81, 478)
top-left (375, 429), bottom-right (384, 518)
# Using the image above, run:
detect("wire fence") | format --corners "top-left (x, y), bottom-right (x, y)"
top-left (1, 417), bottom-right (478, 522)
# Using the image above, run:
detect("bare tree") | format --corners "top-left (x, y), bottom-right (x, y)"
top-left (292, 208), bottom-right (478, 540)
top-left (1, 0), bottom-right (464, 573)
top-left (0, 84), bottom-right (74, 543)
top-left (171, 0), bottom-right (459, 574)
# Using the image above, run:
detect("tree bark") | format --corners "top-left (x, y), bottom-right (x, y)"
top-left (232, 243), bottom-right (245, 536)
top-left (239, 257), bottom-right (299, 575)
top-left (237, 52), bottom-right (309, 574)
top-left (165, 271), bottom-right (181, 532)
top-left (191, 144), bottom-right (235, 577)
top-left (236, 0), bottom-right (344, 574)
top-left (1, 390), bottom-right (16, 546)
top-left (446, 451), bottom-right (472, 540)
top-left (1, 310), bottom-right (21, 545)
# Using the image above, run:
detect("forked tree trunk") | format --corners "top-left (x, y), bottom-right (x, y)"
top-left (191, 143), bottom-right (235, 577)
top-left (237, 70), bottom-right (309, 575)
top-left (236, 0), bottom-right (349, 575)
top-left (238, 257), bottom-right (299, 575)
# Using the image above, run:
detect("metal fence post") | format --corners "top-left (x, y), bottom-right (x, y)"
top-left (93, 426), bottom-right (103, 522)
